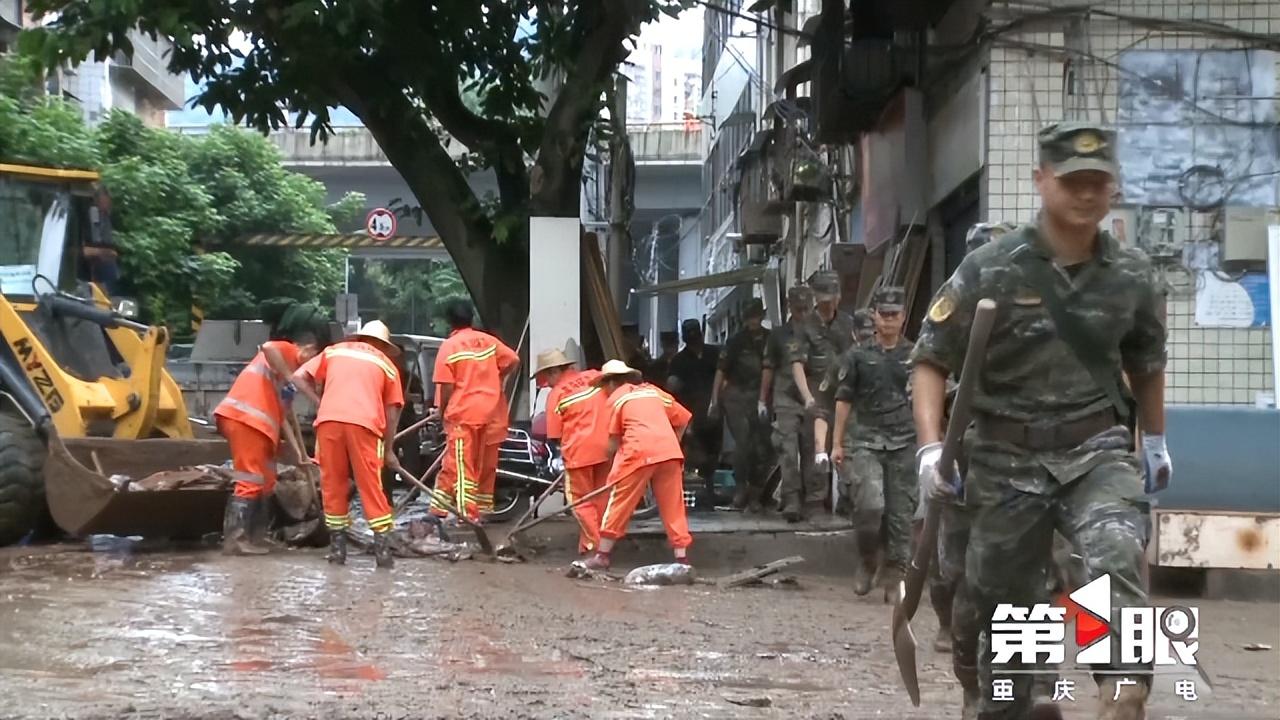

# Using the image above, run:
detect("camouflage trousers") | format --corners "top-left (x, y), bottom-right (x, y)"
top-left (772, 403), bottom-right (821, 506)
top-left (838, 443), bottom-right (916, 569)
top-left (967, 442), bottom-right (1150, 719)
top-left (723, 388), bottom-right (773, 500)
top-left (931, 499), bottom-right (980, 694)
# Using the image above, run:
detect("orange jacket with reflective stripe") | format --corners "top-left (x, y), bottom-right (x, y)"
top-left (297, 341), bottom-right (405, 436)
top-left (213, 340), bottom-right (300, 444)
top-left (606, 382), bottom-right (691, 480)
top-left (545, 369), bottom-right (610, 469)
top-left (433, 327), bottom-right (518, 427)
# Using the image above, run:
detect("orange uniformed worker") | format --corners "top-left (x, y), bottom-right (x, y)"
top-left (584, 359), bottom-right (694, 571)
top-left (214, 332), bottom-right (319, 555)
top-left (293, 320), bottom-right (404, 569)
top-left (431, 301), bottom-right (519, 522)
top-left (535, 348), bottom-right (610, 555)
top-left (477, 396), bottom-right (509, 517)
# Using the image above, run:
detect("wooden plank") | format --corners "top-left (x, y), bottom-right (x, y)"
top-left (716, 555), bottom-right (805, 588)
top-left (899, 229), bottom-right (931, 321)
top-left (855, 244), bottom-right (886, 309)
top-left (581, 232), bottom-right (625, 362)
top-left (1152, 510), bottom-right (1280, 569)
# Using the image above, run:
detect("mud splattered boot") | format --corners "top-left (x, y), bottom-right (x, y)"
top-left (373, 532), bottom-right (394, 569)
top-left (779, 494), bottom-right (802, 523)
top-left (930, 580), bottom-right (954, 652)
top-left (326, 532), bottom-right (347, 565)
top-left (582, 551), bottom-right (612, 572)
top-left (248, 497), bottom-right (282, 551)
top-left (1098, 677), bottom-right (1149, 720)
top-left (222, 497), bottom-right (268, 556)
top-left (852, 527), bottom-right (879, 596)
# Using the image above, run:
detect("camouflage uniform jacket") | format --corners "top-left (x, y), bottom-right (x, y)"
top-left (834, 340), bottom-right (916, 450)
top-left (791, 310), bottom-right (856, 417)
top-left (763, 319), bottom-right (805, 407)
top-left (719, 327), bottom-right (770, 393)
top-left (911, 223), bottom-right (1166, 495)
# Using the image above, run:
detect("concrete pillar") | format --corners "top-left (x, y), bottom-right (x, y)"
top-left (529, 216), bottom-right (582, 413)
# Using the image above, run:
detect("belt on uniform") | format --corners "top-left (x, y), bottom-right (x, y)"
top-left (975, 409), bottom-right (1118, 452)
top-left (861, 405), bottom-right (913, 428)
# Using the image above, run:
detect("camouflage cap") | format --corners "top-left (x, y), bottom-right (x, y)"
top-left (743, 298), bottom-right (766, 319)
top-left (872, 286), bottom-right (906, 312)
top-left (964, 221), bottom-right (1018, 256)
top-left (810, 270), bottom-right (841, 299)
top-left (787, 285), bottom-right (814, 306)
top-left (853, 308), bottom-right (874, 331)
top-left (1038, 121), bottom-right (1117, 177)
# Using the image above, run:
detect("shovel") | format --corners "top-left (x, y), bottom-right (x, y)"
top-left (393, 467), bottom-right (495, 555)
top-left (494, 479), bottom-right (617, 559)
top-left (892, 298), bottom-right (996, 706)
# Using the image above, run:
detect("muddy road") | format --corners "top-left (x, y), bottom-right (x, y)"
top-left (0, 537), bottom-right (1275, 719)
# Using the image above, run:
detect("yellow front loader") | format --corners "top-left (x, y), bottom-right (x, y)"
top-left (0, 163), bottom-right (229, 544)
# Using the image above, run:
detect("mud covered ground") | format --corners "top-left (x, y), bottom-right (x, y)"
top-left (0, 527), bottom-right (1276, 720)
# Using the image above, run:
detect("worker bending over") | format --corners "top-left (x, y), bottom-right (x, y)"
top-left (215, 330), bottom-right (319, 555)
top-left (584, 360), bottom-right (694, 570)
top-left (536, 348), bottom-right (610, 554)
top-left (431, 301), bottom-right (519, 522)
top-left (293, 320), bottom-right (404, 569)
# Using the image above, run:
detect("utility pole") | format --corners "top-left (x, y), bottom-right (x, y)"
top-left (607, 76), bottom-right (632, 313)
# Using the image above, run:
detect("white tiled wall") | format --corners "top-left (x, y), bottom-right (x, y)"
top-left (983, 0), bottom-right (1278, 404)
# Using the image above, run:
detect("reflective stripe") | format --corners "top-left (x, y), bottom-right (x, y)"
top-left (242, 361), bottom-right (274, 379)
top-left (325, 512), bottom-right (351, 529)
top-left (233, 471), bottom-right (265, 486)
top-left (454, 438), bottom-right (468, 510)
top-left (612, 388), bottom-right (672, 409)
top-left (377, 438), bottom-right (384, 460)
top-left (564, 468), bottom-right (576, 504)
top-left (324, 346), bottom-right (398, 380)
top-left (600, 481), bottom-right (622, 531)
top-left (556, 386), bottom-right (601, 414)
top-left (446, 345), bottom-right (497, 364)
top-left (368, 513), bottom-right (393, 530)
top-left (217, 397), bottom-right (281, 433)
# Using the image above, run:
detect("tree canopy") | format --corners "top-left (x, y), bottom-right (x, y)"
top-left (20, 0), bottom-right (688, 342)
top-left (0, 57), bottom-right (362, 335)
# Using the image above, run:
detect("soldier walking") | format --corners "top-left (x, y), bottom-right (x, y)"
top-left (710, 299), bottom-right (772, 512)
top-left (912, 122), bottom-right (1171, 719)
top-left (830, 287), bottom-right (916, 601)
top-left (799, 271), bottom-right (857, 519)
top-left (762, 286), bottom-right (814, 522)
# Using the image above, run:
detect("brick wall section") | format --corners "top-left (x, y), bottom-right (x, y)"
top-left (983, 0), bottom-right (1278, 404)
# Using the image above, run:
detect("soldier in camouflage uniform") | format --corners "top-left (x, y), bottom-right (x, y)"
top-left (711, 299), bottom-right (773, 512)
top-left (795, 270), bottom-right (857, 520)
top-left (830, 287), bottom-right (916, 600)
top-left (828, 309), bottom-right (876, 517)
top-left (912, 122), bottom-right (1172, 720)
top-left (762, 286), bottom-right (815, 520)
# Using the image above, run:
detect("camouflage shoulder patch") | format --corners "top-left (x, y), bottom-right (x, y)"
top-left (927, 293), bottom-right (955, 323)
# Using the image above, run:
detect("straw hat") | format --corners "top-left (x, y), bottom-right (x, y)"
top-left (531, 348), bottom-right (574, 378)
top-left (346, 320), bottom-right (401, 357)
top-left (592, 359), bottom-right (642, 385)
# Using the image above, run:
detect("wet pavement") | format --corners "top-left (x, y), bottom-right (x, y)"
top-left (0, 534), bottom-right (1276, 719)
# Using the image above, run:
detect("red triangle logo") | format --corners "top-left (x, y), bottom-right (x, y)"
top-left (1076, 610), bottom-right (1109, 647)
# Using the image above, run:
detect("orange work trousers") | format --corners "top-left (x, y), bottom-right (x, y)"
top-left (566, 462), bottom-right (610, 554)
top-left (316, 421), bottom-right (393, 533)
top-left (217, 417), bottom-right (277, 499)
top-left (475, 438), bottom-right (502, 515)
top-left (600, 459), bottom-right (692, 549)
top-left (433, 424), bottom-right (487, 520)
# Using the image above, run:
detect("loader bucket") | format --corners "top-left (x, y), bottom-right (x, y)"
top-left (45, 432), bottom-right (232, 538)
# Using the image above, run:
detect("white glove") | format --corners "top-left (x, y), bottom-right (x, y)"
top-left (916, 442), bottom-right (959, 500)
top-left (550, 455), bottom-right (565, 475)
top-left (814, 451), bottom-right (830, 471)
top-left (1141, 434), bottom-right (1172, 493)
top-left (757, 401), bottom-right (770, 422)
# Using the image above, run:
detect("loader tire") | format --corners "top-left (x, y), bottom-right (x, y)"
top-left (0, 409), bottom-right (47, 546)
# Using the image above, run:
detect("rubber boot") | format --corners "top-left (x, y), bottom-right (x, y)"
top-left (780, 494), bottom-right (802, 523)
top-left (1098, 678), bottom-right (1149, 720)
top-left (248, 497), bottom-right (281, 551)
top-left (326, 531), bottom-right (347, 565)
top-left (373, 532), bottom-right (394, 569)
top-left (222, 497), bottom-right (268, 556)
top-left (852, 525), bottom-right (880, 596)
top-left (731, 484), bottom-right (749, 510)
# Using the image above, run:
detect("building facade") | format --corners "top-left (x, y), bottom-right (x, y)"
top-left (695, 0), bottom-right (1277, 406)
